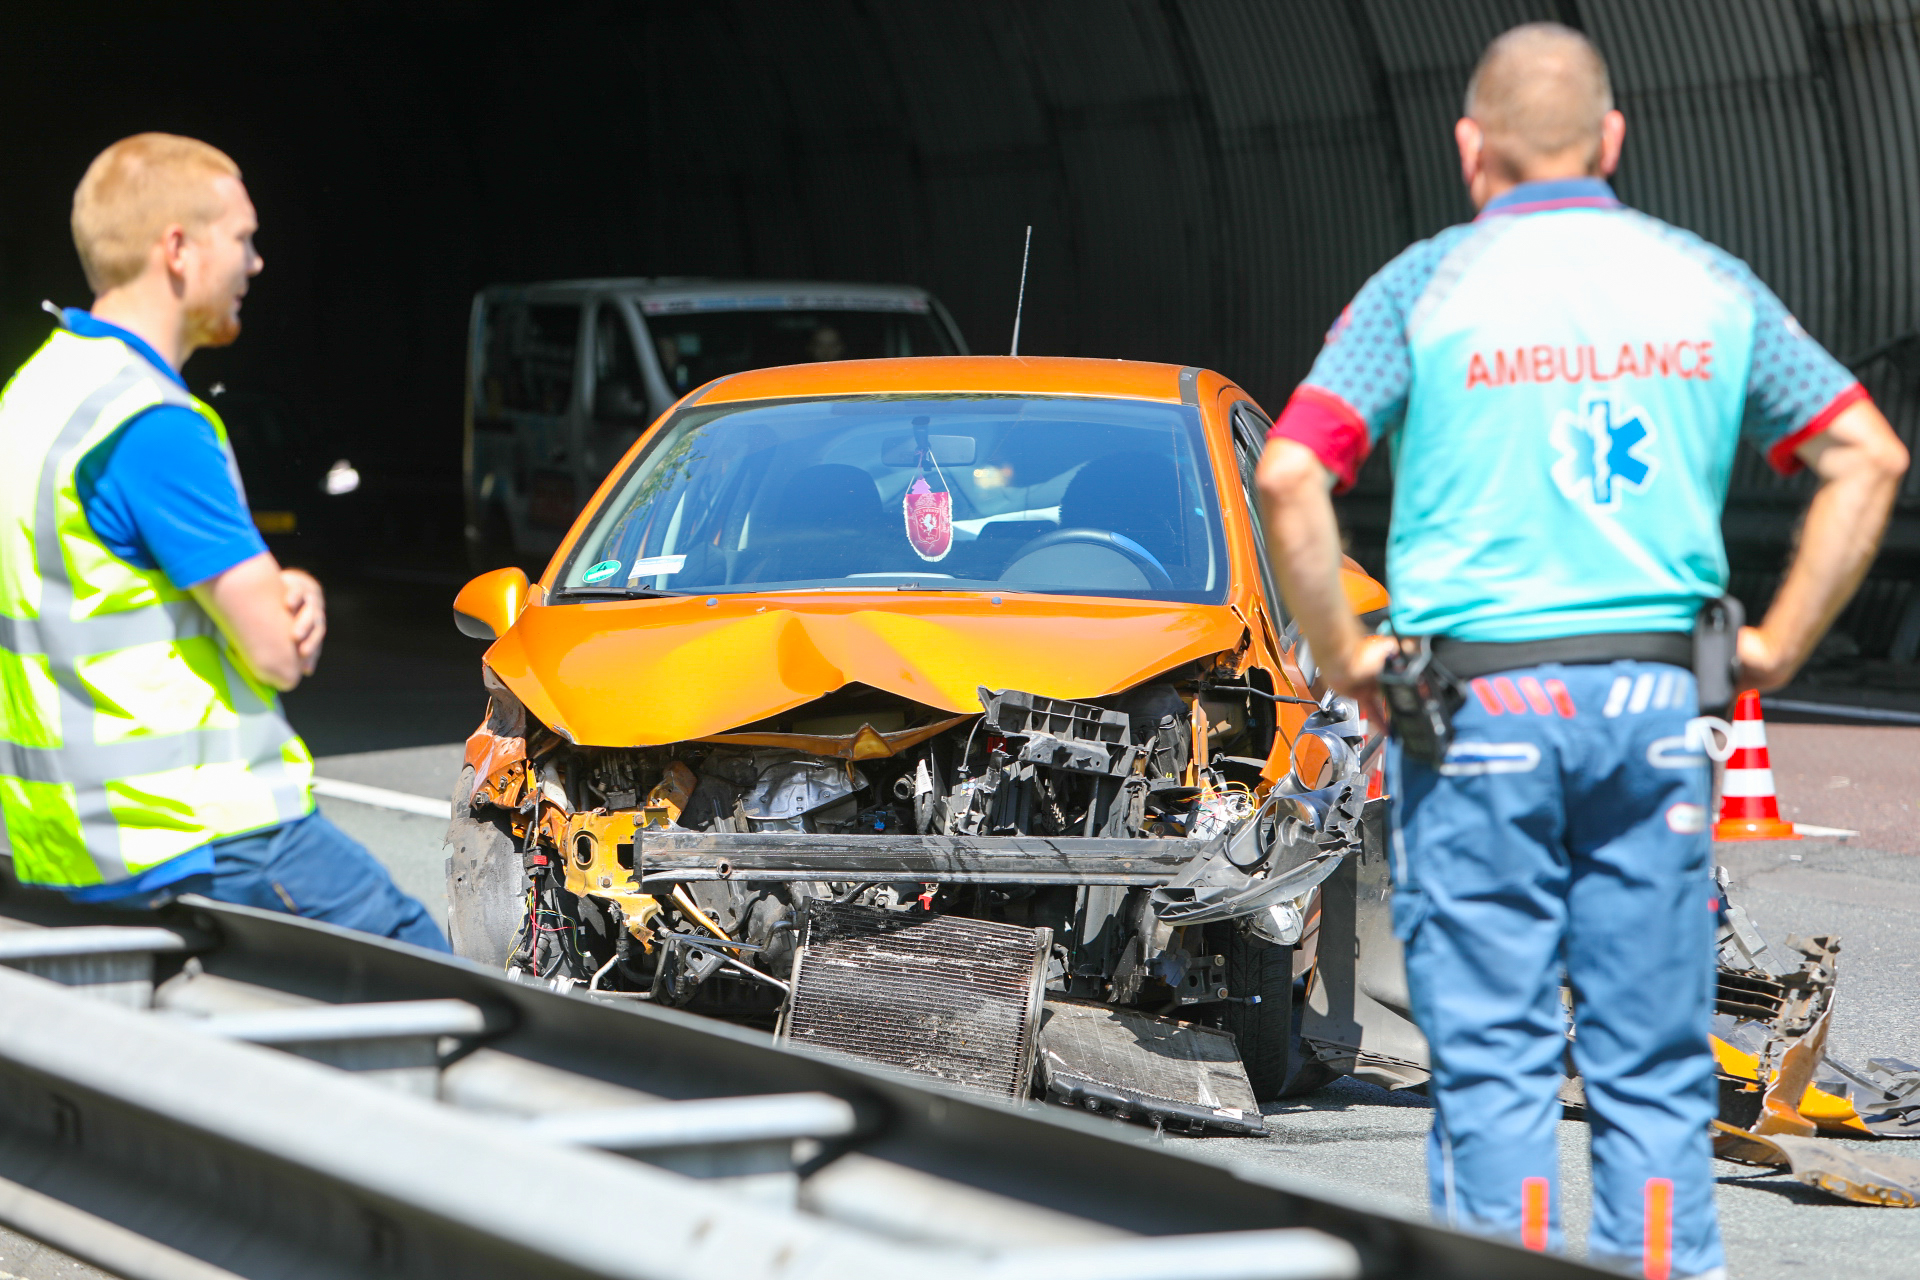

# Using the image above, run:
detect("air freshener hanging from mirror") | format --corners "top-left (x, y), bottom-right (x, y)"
top-left (903, 418), bottom-right (954, 562)
top-left (904, 474), bottom-right (952, 561)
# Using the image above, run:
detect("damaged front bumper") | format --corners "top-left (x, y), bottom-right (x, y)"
top-left (451, 665), bottom-right (1383, 1135)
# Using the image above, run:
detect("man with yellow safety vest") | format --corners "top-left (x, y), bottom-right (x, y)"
top-left (0, 132), bottom-right (446, 950)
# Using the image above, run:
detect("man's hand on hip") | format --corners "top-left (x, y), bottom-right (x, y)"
top-left (1323, 633), bottom-right (1395, 728)
top-left (1319, 632), bottom-right (1395, 694)
top-left (281, 568), bottom-right (326, 675)
top-left (1734, 626), bottom-right (1795, 694)
top-left (1743, 400), bottom-right (1910, 692)
top-left (1256, 437), bottom-right (1387, 720)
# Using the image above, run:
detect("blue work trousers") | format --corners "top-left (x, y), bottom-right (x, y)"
top-left (1387, 661), bottom-right (1721, 1278)
top-left (169, 811), bottom-right (449, 952)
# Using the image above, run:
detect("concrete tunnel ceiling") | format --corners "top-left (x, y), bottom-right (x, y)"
top-left (3, 1), bottom-right (1918, 646)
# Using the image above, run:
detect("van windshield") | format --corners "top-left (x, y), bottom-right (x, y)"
top-left (645, 308), bottom-right (958, 395)
top-left (556, 395), bottom-right (1226, 605)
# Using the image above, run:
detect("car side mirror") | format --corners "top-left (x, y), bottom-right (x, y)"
top-left (454, 567), bottom-right (529, 640)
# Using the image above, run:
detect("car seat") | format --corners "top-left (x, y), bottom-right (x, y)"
top-left (743, 462), bottom-right (901, 582)
top-left (1057, 451), bottom-right (1184, 569)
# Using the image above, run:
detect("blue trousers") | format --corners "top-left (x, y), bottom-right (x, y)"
top-left (1388, 661), bottom-right (1721, 1278)
top-left (172, 811), bottom-right (450, 952)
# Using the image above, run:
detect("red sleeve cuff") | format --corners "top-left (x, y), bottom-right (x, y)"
top-left (1269, 386), bottom-right (1372, 492)
top-left (1768, 382), bottom-right (1869, 475)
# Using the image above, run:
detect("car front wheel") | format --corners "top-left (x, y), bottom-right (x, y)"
top-left (444, 764), bottom-right (527, 967)
top-left (1219, 928), bottom-right (1338, 1101)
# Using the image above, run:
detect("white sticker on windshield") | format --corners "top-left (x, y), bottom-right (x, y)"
top-left (625, 555), bottom-right (687, 581)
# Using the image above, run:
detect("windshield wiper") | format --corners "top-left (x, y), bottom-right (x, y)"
top-left (552, 586), bottom-right (686, 600)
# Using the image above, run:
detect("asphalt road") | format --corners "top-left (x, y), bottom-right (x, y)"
top-left (1766, 721), bottom-right (1920, 854)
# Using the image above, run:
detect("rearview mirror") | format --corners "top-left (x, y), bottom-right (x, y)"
top-left (881, 433), bottom-right (976, 466)
top-left (454, 567), bottom-right (529, 640)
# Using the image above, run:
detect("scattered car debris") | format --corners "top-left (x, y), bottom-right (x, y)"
top-left (1303, 837), bottom-right (1920, 1206)
top-left (1710, 877), bottom-right (1920, 1145)
top-left (1712, 1122), bottom-right (1920, 1207)
top-left (1038, 1000), bottom-right (1265, 1136)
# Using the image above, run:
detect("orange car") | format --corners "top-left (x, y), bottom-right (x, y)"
top-left (448, 356), bottom-right (1387, 1127)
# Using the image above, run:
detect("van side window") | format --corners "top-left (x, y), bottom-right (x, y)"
top-left (483, 302), bottom-right (579, 416)
top-left (592, 305), bottom-right (648, 422)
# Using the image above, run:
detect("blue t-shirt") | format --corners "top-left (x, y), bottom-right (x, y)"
top-left (66, 310), bottom-right (267, 590)
top-left (59, 310), bottom-right (271, 902)
top-left (1271, 178), bottom-right (1862, 642)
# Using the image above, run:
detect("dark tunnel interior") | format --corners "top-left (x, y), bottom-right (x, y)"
top-left (4, 1), bottom-right (1919, 669)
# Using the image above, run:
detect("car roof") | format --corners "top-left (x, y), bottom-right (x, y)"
top-left (694, 356), bottom-right (1194, 405)
top-left (479, 279), bottom-right (936, 312)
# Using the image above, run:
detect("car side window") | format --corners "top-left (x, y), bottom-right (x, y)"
top-left (1229, 401), bottom-right (1289, 627)
top-left (482, 301), bottom-right (580, 416)
top-left (591, 304), bottom-right (649, 425)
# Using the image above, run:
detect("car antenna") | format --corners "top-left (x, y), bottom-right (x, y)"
top-left (1008, 225), bottom-right (1031, 357)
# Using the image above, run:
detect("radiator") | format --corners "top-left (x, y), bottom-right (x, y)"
top-left (777, 902), bottom-right (1050, 1100)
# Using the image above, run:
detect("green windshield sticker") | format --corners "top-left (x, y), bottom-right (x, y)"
top-left (582, 560), bottom-right (621, 584)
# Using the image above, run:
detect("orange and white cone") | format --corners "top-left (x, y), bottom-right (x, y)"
top-left (1714, 689), bottom-right (1800, 841)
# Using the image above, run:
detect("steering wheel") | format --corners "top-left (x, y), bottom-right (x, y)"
top-left (1003, 527), bottom-right (1174, 590)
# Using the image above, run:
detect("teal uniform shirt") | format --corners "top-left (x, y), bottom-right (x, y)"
top-left (1271, 178), bottom-right (1864, 643)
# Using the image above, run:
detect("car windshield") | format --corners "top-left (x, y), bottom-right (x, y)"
top-left (556, 395), bottom-right (1227, 604)
top-left (645, 308), bottom-right (959, 396)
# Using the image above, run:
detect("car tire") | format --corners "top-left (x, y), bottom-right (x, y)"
top-left (1220, 929), bottom-right (1337, 1101)
top-left (444, 764), bottom-right (527, 967)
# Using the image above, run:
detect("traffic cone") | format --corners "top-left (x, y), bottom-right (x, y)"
top-left (1714, 689), bottom-right (1800, 841)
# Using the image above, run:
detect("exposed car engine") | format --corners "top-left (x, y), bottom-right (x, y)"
top-left (449, 657), bottom-right (1375, 1129)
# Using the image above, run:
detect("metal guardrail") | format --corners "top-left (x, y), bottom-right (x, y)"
top-left (0, 887), bottom-right (1604, 1280)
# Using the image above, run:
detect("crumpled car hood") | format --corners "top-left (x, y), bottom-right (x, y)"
top-left (483, 593), bottom-right (1246, 747)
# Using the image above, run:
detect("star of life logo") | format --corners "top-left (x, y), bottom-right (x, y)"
top-left (1550, 390), bottom-right (1659, 506)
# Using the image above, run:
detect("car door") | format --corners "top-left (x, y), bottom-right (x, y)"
top-left (585, 300), bottom-right (652, 482)
top-left (1225, 397), bottom-right (1351, 771)
top-left (1227, 400), bottom-right (1290, 634)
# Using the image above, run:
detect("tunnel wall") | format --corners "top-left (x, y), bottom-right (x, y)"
top-left (2, 1), bottom-right (1917, 648)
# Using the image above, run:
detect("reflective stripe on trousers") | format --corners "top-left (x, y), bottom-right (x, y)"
top-left (1387, 660), bottom-right (1724, 1279)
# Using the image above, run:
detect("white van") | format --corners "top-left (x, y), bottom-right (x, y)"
top-left (463, 279), bottom-right (968, 566)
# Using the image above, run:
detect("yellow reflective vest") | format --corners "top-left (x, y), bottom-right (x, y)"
top-left (0, 327), bottom-right (313, 889)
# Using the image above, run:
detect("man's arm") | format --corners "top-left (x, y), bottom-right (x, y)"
top-left (1739, 399), bottom-right (1909, 691)
top-left (78, 403), bottom-right (328, 692)
top-left (1256, 438), bottom-right (1393, 707)
top-left (191, 553), bottom-right (327, 692)
top-left (1255, 244), bottom-right (1441, 702)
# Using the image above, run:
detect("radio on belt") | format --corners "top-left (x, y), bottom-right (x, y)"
top-left (1378, 635), bottom-right (1465, 768)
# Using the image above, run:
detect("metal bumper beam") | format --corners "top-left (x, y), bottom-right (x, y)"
top-left (636, 832), bottom-right (1194, 885)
